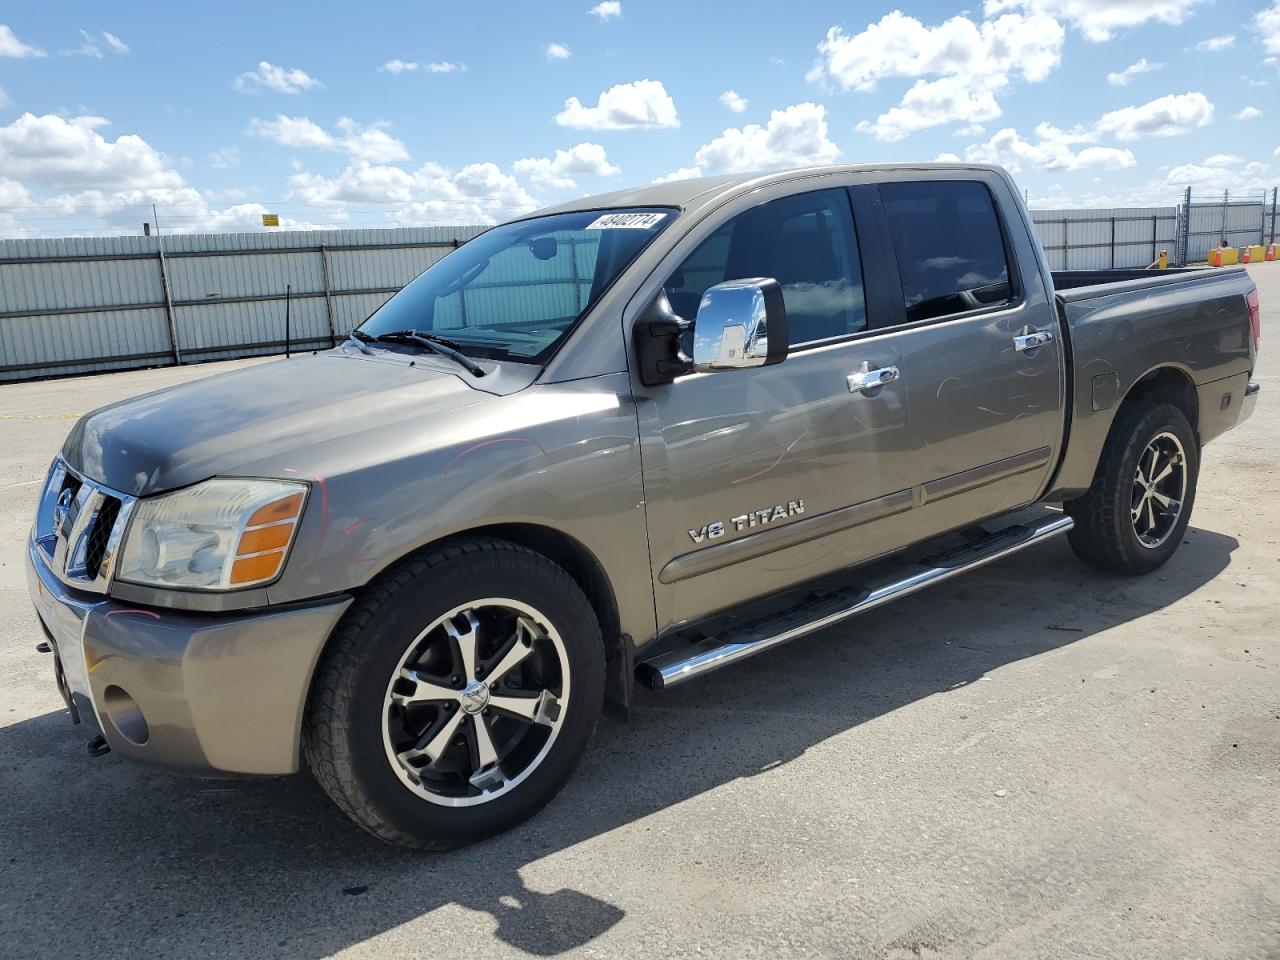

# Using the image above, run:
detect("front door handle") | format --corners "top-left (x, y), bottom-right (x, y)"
top-left (847, 365), bottom-right (900, 394)
top-left (1013, 330), bottom-right (1054, 352)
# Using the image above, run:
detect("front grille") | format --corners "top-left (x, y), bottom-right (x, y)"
top-left (34, 458), bottom-right (135, 593)
top-left (59, 471), bottom-right (82, 504)
top-left (85, 496), bottom-right (121, 580)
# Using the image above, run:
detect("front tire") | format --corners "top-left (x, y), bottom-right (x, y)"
top-left (304, 538), bottom-right (604, 850)
top-left (1065, 401), bottom-right (1199, 575)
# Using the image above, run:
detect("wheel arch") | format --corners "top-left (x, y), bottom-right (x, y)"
top-left (1119, 364), bottom-right (1200, 441)
top-left (352, 522), bottom-right (631, 718)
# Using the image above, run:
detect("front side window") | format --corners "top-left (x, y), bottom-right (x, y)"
top-left (878, 180), bottom-right (1016, 323)
top-left (663, 189), bottom-right (866, 347)
top-left (362, 208), bottom-right (673, 363)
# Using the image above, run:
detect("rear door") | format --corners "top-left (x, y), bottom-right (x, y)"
top-left (629, 184), bottom-right (915, 634)
top-left (871, 173), bottom-right (1065, 536)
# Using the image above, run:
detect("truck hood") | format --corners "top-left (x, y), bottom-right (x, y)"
top-left (61, 351), bottom-right (534, 496)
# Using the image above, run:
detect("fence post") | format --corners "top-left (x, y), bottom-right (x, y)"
top-left (1220, 189), bottom-right (1230, 246)
top-left (1110, 216), bottom-right (1116, 269)
top-left (319, 243), bottom-right (337, 346)
top-left (1150, 216), bottom-right (1157, 266)
top-left (1178, 186), bottom-right (1191, 266)
top-left (155, 237), bottom-right (181, 365)
top-left (1271, 186), bottom-right (1277, 245)
top-left (1062, 219), bottom-right (1069, 270)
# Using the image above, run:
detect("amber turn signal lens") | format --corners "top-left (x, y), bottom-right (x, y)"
top-left (247, 492), bottom-right (305, 527)
top-left (230, 551), bottom-right (286, 585)
top-left (247, 491), bottom-right (304, 529)
top-left (236, 524), bottom-right (293, 555)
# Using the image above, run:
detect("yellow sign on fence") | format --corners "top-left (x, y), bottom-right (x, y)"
top-left (261, 213), bottom-right (280, 227)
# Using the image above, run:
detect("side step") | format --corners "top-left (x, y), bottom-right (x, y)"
top-left (637, 512), bottom-right (1074, 690)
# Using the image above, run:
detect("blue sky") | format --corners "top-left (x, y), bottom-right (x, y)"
top-left (0, 0), bottom-right (1278, 236)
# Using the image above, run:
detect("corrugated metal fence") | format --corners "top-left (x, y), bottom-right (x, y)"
top-left (0, 226), bottom-right (485, 382)
top-left (1029, 207), bottom-right (1179, 270)
top-left (3, 192), bottom-right (1278, 382)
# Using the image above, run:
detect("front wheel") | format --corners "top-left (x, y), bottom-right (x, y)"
top-left (1065, 401), bottom-right (1199, 575)
top-left (304, 539), bottom-right (604, 849)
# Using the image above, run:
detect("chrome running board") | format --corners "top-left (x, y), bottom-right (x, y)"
top-left (637, 513), bottom-right (1074, 691)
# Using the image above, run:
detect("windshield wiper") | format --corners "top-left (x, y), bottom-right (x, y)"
top-left (352, 328), bottom-right (486, 377)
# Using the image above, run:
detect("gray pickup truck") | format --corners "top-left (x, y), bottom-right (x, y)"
top-left (27, 164), bottom-right (1260, 848)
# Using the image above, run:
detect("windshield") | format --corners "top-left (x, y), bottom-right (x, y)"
top-left (359, 207), bottom-right (675, 364)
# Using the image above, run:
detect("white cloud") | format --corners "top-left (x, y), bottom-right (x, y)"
top-left (0, 24), bottom-right (45, 58)
top-left (63, 29), bottom-right (130, 58)
top-left (858, 76), bottom-right (1003, 142)
top-left (1162, 153), bottom-right (1275, 195)
top-left (1234, 106), bottom-right (1263, 120)
top-left (814, 10), bottom-right (1064, 141)
top-left (209, 146), bottom-right (240, 169)
top-left (982, 0), bottom-right (1208, 43)
top-left (287, 160), bottom-right (536, 224)
top-left (1107, 58), bottom-right (1162, 86)
top-left (0, 112), bottom-right (183, 190)
top-left (954, 123), bottom-right (987, 137)
top-left (554, 79), bottom-right (679, 129)
top-left (0, 87), bottom-right (9, 109)
top-left (234, 61), bottom-right (321, 95)
top-left (1260, 3), bottom-right (1280, 54)
top-left (719, 90), bottom-right (747, 113)
top-left (963, 125), bottom-right (1137, 172)
top-left (652, 165), bottom-right (703, 183)
top-left (934, 152), bottom-right (963, 162)
top-left (546, 43), bottom-right (571, 61)
top-left (380, 58), bottom-right (463, 74)
top-left (247, 115), bottom-right (409, 163)
top-left (1193, 35), bottom-right (1235, 51)
top-left (1096, 92), bottom-right (1214, 140)
top-left (513, 142), bottom-right (619, 189)
top-left (333, 117), bottom-right (411, 162)
top-left (589, 2), bottom-right (621, 21)
top-left (246, 115), bottom-right (333, 149)
top-left (693, 102), bottom-right (841, 174)
top-left (808, 10), bottom-right (1063, 91)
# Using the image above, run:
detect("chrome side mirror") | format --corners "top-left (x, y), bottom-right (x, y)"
top-left (691, 278), bottom-right (788, 373)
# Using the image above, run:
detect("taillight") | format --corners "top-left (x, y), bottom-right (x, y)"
top-left (1245, 288), bottom-right (1260, 352)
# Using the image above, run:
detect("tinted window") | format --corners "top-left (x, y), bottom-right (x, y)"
top-left (879, 180), bottom-right (1015, 323)
top-left (664, 189), bottom-right (865, 346)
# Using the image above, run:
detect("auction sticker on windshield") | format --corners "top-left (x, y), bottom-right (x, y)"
top-left (584, 212), bottom-right (668, 230)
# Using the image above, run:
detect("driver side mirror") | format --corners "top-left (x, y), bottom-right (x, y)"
top-left (691, 278), bottom-right (787, 373)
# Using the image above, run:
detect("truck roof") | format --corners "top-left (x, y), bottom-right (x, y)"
top-left (527, 162), bottom-right (1008, 221)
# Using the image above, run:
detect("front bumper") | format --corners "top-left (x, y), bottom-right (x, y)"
top-left (26, 537), bottom-right (351, 776)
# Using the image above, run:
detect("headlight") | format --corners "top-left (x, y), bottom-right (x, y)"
top-left (117, 478), bottom-right (308, 590)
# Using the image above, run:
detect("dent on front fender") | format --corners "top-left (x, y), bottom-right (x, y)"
top-left (267, 372), bottom-right (658, 648)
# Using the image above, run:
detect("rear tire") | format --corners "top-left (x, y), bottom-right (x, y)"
top-left (1065, 401), bottom-right (1198, 575)
top-left (304, 538), bottom-right (604, 850)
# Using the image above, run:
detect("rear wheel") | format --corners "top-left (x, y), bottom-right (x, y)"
top-left (1065, 401), bottom-right (1198, 575)
top-left (305, 538), bottom-right (604, 849)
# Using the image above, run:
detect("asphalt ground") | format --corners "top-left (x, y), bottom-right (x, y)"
top-left (1, 262), bottom-right (1277, 959)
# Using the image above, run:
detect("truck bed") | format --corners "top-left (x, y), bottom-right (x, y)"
top-left (1051, 267), bottom-right (1229, 299)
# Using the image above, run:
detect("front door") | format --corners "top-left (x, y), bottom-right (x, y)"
top-left (630, 186), bottom-right (914, 634)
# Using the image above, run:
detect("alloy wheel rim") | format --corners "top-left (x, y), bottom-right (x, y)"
top-left (1131, 431), bottom-right (1187, 549)
top-left (381, 598), bottom-right (570, 807)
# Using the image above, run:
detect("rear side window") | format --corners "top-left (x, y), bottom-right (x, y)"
top-left (664, 189), bottom-right (866, 347)
top-left (879, 180), bottom-right (1015, 323)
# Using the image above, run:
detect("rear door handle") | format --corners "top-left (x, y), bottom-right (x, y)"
top-left (1013, 330), bottom-right (1054, 352)
top-left (847, 365), bottom-right (900, 394)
